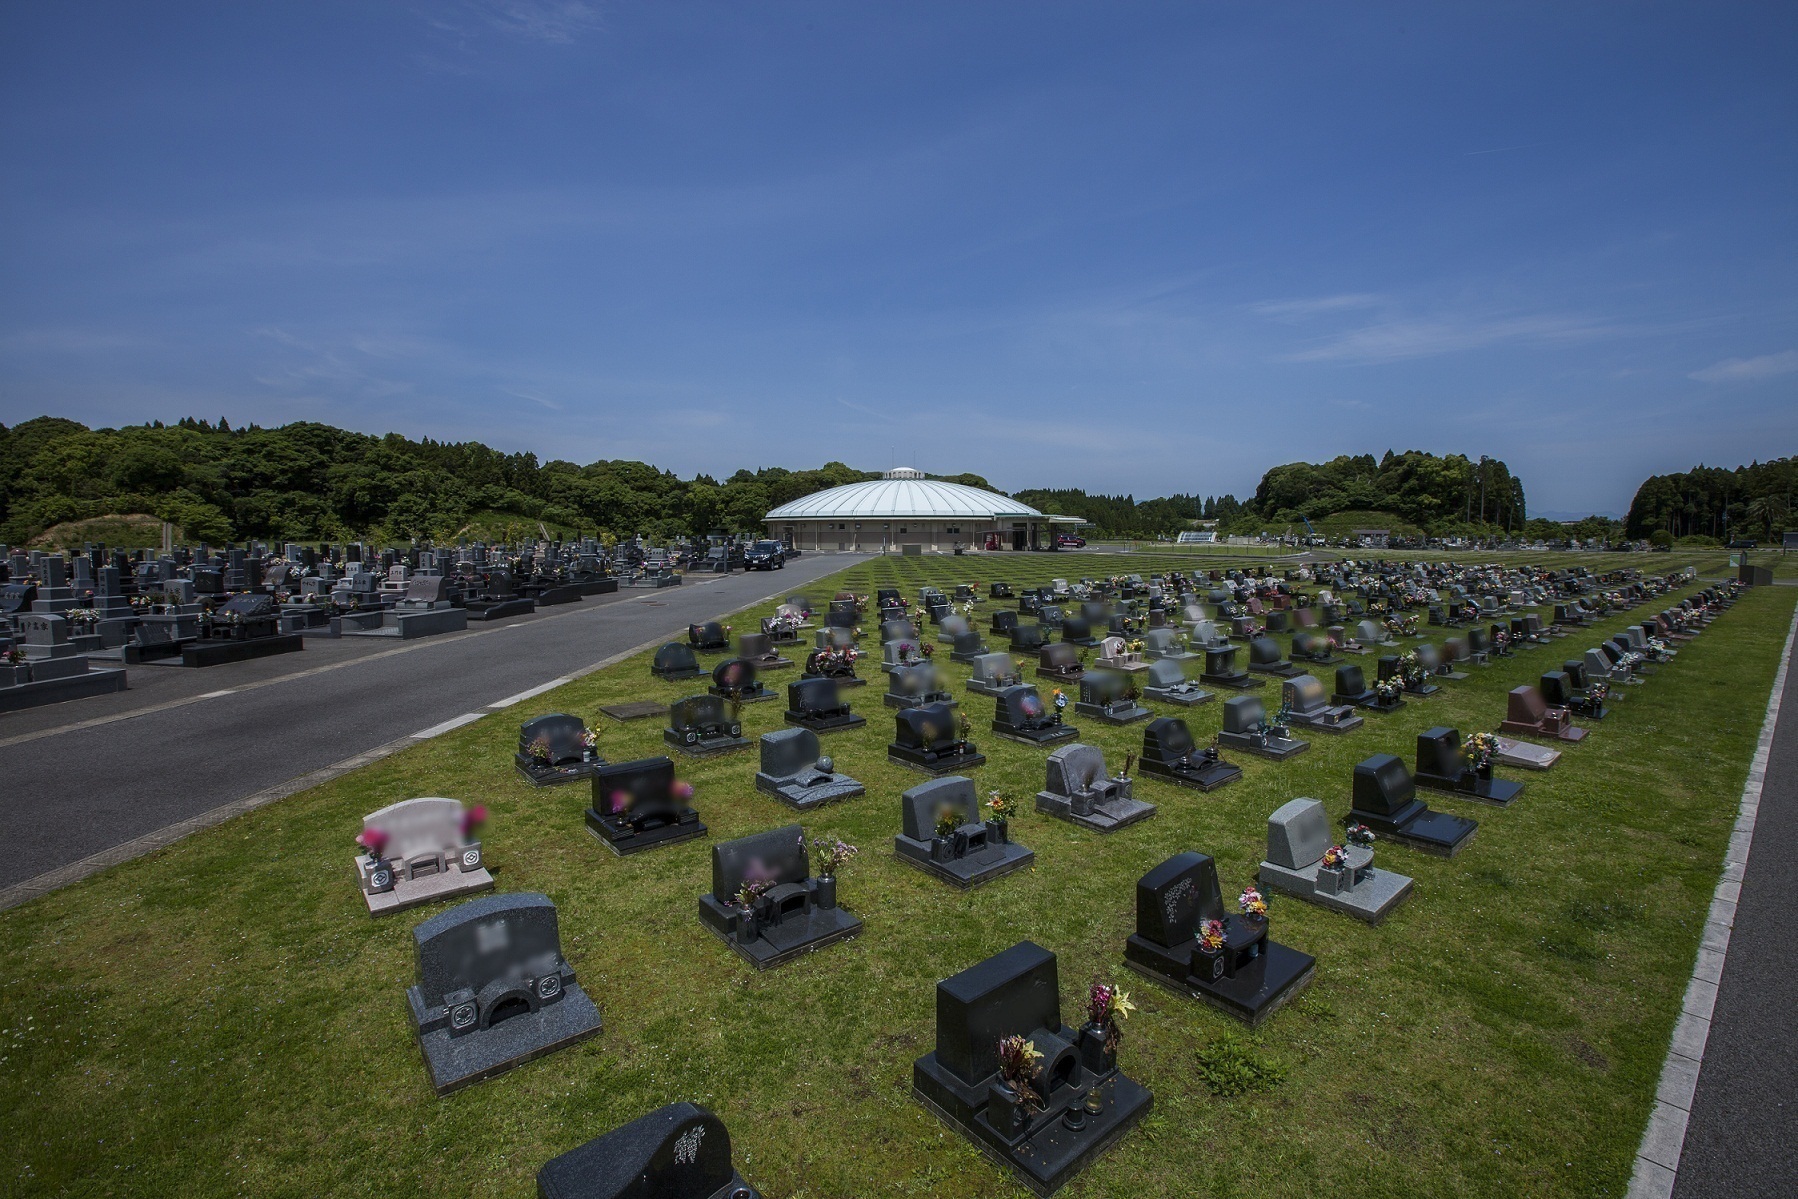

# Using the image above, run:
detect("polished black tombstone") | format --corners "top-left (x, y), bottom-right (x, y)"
top-left (536, 1102), bottom-right (761, 1199)
top-left (754, 727), bottom-right (865, 810)
top-left (708, 658), bottom-right (772, 704)
top-left (516, 712), bottom-right (606, 787)
top-left (1541, 669), bottom-right (1607, 719)
top-left (1413, 727), bottom-right (1525, 806)
top-left (989, 582), bottom-right (1013, 599)
top-left (186, 593), bottom-right (303, 666)
top-left (1331, 662), bottom-right (1393, 710)
top-left (801, 643), bottom-right (863, 690)
top-left (1281, 674), bottom-right (1364, 734)
top-left (783, 676), bottom-right (864, 733)
top-left (663, 695), bottom-right (750, 758)
top-left (652, 642), bottom-right (708, 682)
top-left (687, 621), bottom-right (731, 653)
top-left (698, 825), bottom-right (862, 970)
top-left (1074, 669), bottom-right (1151, 725)
top-left (407, 892), bottom-right (602, 1095)
top-left (1123, 852), bottom-right (1314, 1027)
top-left (1289, 630), bottom-right (1339, 667)
top-left (1010, 623), bottom-right (1049, 654)
top-left (1346, 753), bottom-right (1478, 857)
top-left (1137, 717), bottom-right (1241, 792)
top-left (949, 628), bottom-right (991, 664)
top-left (736, 631), bottom-right (792, 671)
top-left (911, 941), bottom-right (1153, 1198)
top-left (1246, 636), bottom-right (1301, 678)
top-left (1059, 615), bottom-right (1098, 647)
top-left (990, 609), bottom-right (1019, 637)
top-left (585, 756), bottom-right (708, 854)
top-left (1200, 644), bottom-right (1258, 690)
top-left (991, 684), bottom-right (1080, 747)
top-left (895, 776), bottom-right (1034, 888)
top-left (1036, 642), bottom-right (1085, 683)
top-left (889, 702), bottom-right (987, 775)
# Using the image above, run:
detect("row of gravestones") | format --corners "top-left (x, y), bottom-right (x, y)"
top-left (343, 572), bottom-right (1731, 1196)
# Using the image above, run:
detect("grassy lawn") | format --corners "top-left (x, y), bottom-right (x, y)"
top-left (2, 556), bottom-right (1791, 1198)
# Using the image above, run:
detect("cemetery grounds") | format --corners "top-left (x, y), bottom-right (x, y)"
top-left (0, 548), bottom-right (1790, 1198)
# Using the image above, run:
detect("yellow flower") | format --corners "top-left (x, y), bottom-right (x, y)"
top-left (1111, 988), bottom-right (1136, 1022)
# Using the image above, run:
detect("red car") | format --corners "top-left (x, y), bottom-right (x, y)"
top-left (1056, 534), bottom-right (1086, 548)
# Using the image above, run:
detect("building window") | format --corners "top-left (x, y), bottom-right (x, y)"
top-left (946, 525), bottom-right (960, 534)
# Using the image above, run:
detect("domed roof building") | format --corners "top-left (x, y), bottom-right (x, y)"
top-left (765, 468), bottom-right (1068, 552)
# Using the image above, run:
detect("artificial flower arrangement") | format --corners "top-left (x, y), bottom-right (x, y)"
top-left (986, 790), bottom-right (1016, 821)
top-left (355, 826), bottom-right (390, 864)
top-left (933, 805), bottom-right (962, 840)
top-left (1398, 651), bottom-right (1425, 684)
top-left (811, 835), bottom-right (858, 878)
top-left (1085, 981), bottom-right (1137, 1052)
top-left (580, 728), bottom-right (599, 754)
top-left (1238, 886), bottom-right (1268, 919)
top-left (1588, 680), bottom-right (1611, 704)
top-left (919, 642), bottom-right (935, 658)
top-left (733, 865), bottom-right (775, 912)
top-left (1462, 731), bottom-right (1499, 772)
top-left (459, 805), bottom-right (488, 838)
top-left (1197, 918), bottom-right (1228, 955)
top-left (1346, 823), bottom-right (1376, 846)
top-left (996, 1034), bottom-right (1046, 1111)
top-left (1374, 677), bottom-right (1404, 704)
top-left (1320, 844), bottom-right (1349, 870)
top-left (1051, 688), bottom-right (1068, 712)
top-left (957, 710), bottom-right (973, 741)
top-left (528, 736), bottom-right (553, 764)
top-left (4, 647), bottom-right (24, 666)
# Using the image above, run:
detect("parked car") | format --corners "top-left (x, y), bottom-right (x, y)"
top-left (745, 540), bottom-right (787, 570)
top-left (1056, 533), bottom-right (1086, 548)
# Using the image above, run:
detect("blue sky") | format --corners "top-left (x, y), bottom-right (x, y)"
top-left (2, 1), bottom-right (1793, 516)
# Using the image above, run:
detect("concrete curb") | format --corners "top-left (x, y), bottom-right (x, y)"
top-left (1626, 597), bottom-right (1798, 1199)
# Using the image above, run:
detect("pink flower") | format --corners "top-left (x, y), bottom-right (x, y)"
top-left (610, 789), bottom-right (631, 813)
top-left (671, 780), bottom-right (695, 801)
top-left (461, 805), bottom-right (488, 835)
top-left (356, 827), bottom-right (389, 854)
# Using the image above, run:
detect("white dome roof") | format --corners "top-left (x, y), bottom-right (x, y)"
top-left (765, 470), bottom-right (1043, 522)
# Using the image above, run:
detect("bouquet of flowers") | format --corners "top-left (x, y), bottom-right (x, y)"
top-left (1321, 844), bottom-right (1348, 870)
top-left (1346, 823), bottom-right (1376, 846)
top-left (1051, 688), bottom-right (1068, 711)
top-left (1197, 918), bottom-right (1227, 954)
top-left (811, 836), bottom-right (858, 877)
top-left (986, 790), bottom-right (1016, 821)
top-left (996, 1035), bottom-right (1045, 1111)
top-left (1462, 731), bottom-right (1499, 771)
top-left (733, 865), bottom-right (775, 911)
top-left (528, 736), bottom-right (553, 764)
top-left (580, 728), bottom-right (599, 753)
top-left (1238, 886), bottom-right (1268, 919)
top-left (1399, 651), bottom-right (1425, 685)
top-left (1085, 981), bottom-right (1137, 1052)
top-left (355, 826), bottom-right (389, 862)
top-left (920, 642), bottom-right (935, 658)
top-left (933, 805), bottom-right (962, 839)
top-left (459, 805), bottom-right (488, 837)
top-left (1588, 680), bottom-right (1610, 704)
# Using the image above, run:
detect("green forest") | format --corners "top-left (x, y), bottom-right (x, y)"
top-left (1625, 459), bottom-right (1795, 545)
top-left (4, 414), bottom-right (1769, 549)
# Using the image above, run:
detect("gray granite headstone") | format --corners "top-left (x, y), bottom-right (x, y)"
top-left (1266, 798), bottom-right (1331, 870)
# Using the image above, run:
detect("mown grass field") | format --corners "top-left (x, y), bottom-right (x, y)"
top-left (2, 553), bottom-right (1791, 1198)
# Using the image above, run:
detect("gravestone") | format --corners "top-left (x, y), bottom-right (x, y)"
top-left (1200, 645), bottom-right (1257, 690)
top-left (1257, 798), bottom-right (1411, 924)
top-left (1346, 753), bottom-right (1478, 857)
top-left (783, 676), bottom-right (864, 733)
top-left (1246, 636), bottom-right (1300, 678)
top-left (515, 713), bottom-right (606, 787)
top-left (965, 652), bottom-right (1023, 698)
top-left (1074, 669), bottom-right (1151, 725)
top-left (889, 702), bottom-right (987, 776)
top-left (911, 941), bottom-right (1153, 1197)
top-left (709, 658), bottom-right (772, 705)
top-left (949, 628), bottom-right (990, 664)
top-left (652, 642), bottom-right (708, 682)
top-left (1141, 627), bottom-right (1193, 661)
top-left (1034, 743), bottom-right (1155, 833)
top-left (736, 631), bottom-right (792, 671)
top-left (1035, 641), bottom-right (1084, 683)
top-left (1498, 684), bottom-right (1587, 743)
top-left (688, 622), bottom-right (732, 654)
top-left (698, 825), bottom-right (863, 970)
top-left (990, 684), bottom-right (1080, 748)
top-left (1094, 635), bottom-right (1146, 673)
top-left (754, 727), bottom-right (865, 809)
top-left (1141, 657), bottom-right (1213, 707)
top-left (1413, 727), bottom-right (1525, 806)
top-left (586, 756), bottom-right (708, 854)
top-left (1124, 852), bottom-right (1314, 1026)
top-left (536, 1102), bottom-right (762, 1199)
top-left (1217, 695), bottom-right (1309, 760)
top-left (354, 796), bottom-right (494, 915)
top-left (1137, 716), bottom-right (1241, 792)
top-left (663, 695), bottom-right (750, 758)
top-left (895, 776), bottom-right (1035, 888)
top-left (407, 892), bottom-right (603, 1095)
top-left (1009, 623), bottom-right (1049, 654)
top-left (885, 662), bottom-right (954, 711)
top-left (1280, 674), bottom-right (1363, 734)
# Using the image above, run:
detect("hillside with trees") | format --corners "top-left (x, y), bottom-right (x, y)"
top-left (1625, 459), bottom-right (1795, 545)
top-left (1243, 450), bottom-right (1527, 536)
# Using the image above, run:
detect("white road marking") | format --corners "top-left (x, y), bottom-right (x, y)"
top-left (410, 713), bottom-right (486, 739)
top-left (488, 678), bottom-right (571, 709)
top-left (197, 689), bottom-right (237, 699)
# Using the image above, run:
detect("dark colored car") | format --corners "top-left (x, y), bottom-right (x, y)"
top-left (745, 540), bottom-right (787, 570)
top-left (1056, 533), bottom-right (1086, 548)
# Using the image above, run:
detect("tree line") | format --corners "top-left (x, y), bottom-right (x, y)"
top-left (1625, 459), bottom-right (1795, 544)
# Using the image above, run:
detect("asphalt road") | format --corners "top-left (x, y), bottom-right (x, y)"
top-left (1671, 616), bottom-right (1798, 1198)
top-left (0, 554), bottom-right (865, 893)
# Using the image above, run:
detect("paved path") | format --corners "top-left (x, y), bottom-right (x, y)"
top-left (0, 554), bottom-right (865, 901)
top-left (1668, 604), bottom-right (1798, 1198)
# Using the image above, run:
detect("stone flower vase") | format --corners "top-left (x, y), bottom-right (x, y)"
top-left (1069, 789), bottom-right (1096, 818)
top-left (988, 1081), bottom-right (1028, 1138)
top-left (930, 835), bottom-right (955, 864)
top-left (1078, 1022), bottom-right (1114, 1074)
top-left (734, 906), bottom-right (760, 946)
top-left (987, 818), bottom-right (1009, 845)
top-left (814, 875), bottom-right (838, 910)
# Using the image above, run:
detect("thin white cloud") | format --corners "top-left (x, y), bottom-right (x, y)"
top-left (1689, 350), bottom-right (1798, 384)
top-left (1276, 310), bottom-right (1620, 364)
top-left (475, 0), bottom-right (601, 44)
top-left (1249, 294), bottom-right (1382, 318)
